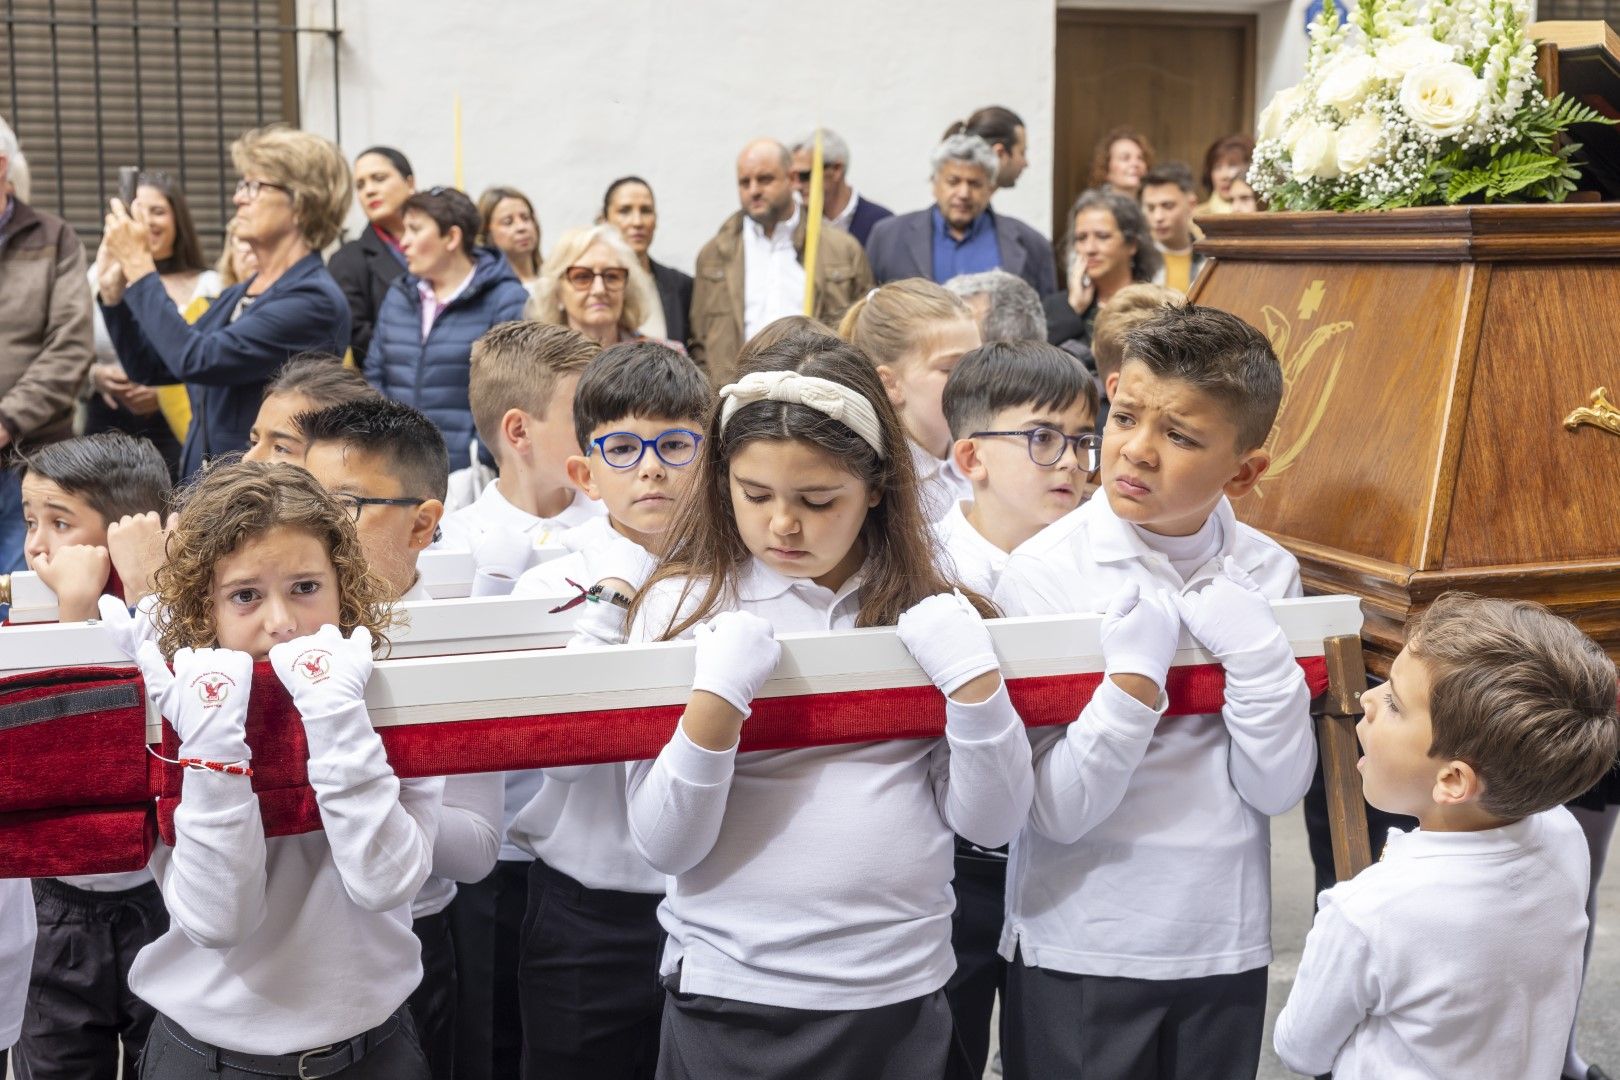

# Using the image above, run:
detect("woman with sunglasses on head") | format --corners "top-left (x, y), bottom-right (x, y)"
top-left (96, 124), bottom-right (352, 478)
top-left (525, 225), bottom-right (681, 352)
top-left (364, 186), bottom-right (530, 463)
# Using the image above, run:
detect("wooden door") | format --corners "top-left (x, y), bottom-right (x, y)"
top-left (1054, 10), bottom-right (1256, 261)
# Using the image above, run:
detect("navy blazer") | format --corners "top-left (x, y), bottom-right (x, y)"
top-left (865, 207), bottom-right (1057, 296)
top-left (846, 195), bottom-right (894, 247)
top-left (102, 252), bottom-right (350, 478)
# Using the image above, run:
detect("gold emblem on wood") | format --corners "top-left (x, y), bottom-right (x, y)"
top-left (1562, 388), bottom-right (1620, 438)
top-left (1252, 280), bottom-right (1354, 497)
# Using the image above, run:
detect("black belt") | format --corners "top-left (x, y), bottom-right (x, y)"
top-left (158, 1010), bottom-right (405, 1078)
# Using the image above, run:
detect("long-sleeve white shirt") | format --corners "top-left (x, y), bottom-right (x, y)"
top-left (0, 878), bottom-right (35, 1050)
top-left (433, 483), bottom-right (603, 860)
top-left (129, 695), bottom-right (444, 1053)
top-left (507, 518), bottom-right (663, 893)
top-left (412, 772), bottom-right (503, 919)
top-left (993, 494), bottom-right (1314, 980)
top-left (624, 559), bottom-right (1032, 1010)
top-left (1274, 809), bottom-right (1589, 1079)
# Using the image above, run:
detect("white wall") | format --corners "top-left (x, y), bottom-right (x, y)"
top-left (295, 0), bottom-right (1055, 274)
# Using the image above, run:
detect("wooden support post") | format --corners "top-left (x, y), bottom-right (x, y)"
top-left (1317, 633), bottom-right (1372, 880)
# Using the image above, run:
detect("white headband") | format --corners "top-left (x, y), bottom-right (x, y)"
top-left (717, 370), bottom-right (887, 459)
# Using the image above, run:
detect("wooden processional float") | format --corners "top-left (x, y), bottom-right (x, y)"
top-left (0, 579), bottom-right (1373, 883)
top-left (1191, 25), bottom-right (1620, 677)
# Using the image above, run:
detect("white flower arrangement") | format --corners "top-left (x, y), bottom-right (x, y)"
top-left (1251, 0), bottom-right (1611, 211)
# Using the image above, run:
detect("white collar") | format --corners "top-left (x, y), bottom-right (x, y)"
top-left (744, 202), bottom-right (802, 244)
top-left (1381, 816), bottom-right (1541, 861)
top-left (736, 556), bottom-right (866, 609)
top-left (1086, 492), bottom-right (1237, 571)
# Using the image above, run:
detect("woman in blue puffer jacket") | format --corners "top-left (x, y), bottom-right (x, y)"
top-left (364, 187), bottom-right (530, 456)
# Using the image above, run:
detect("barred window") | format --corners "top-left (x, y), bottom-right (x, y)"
top-left (2, 0), bottom-right (336, 256)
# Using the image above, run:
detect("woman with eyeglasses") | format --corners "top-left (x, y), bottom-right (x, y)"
top-left (365, 186), bottom-right (530, 464)
top-left (96, 124), bottom-right (352, 478)
top-left (330, 146), bottom-right (417, 364)
top-left (525, 225), bottom-right (678, 352)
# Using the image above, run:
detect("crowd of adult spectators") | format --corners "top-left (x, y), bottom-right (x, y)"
top-left (0, 107), bottom-right (1256, 574)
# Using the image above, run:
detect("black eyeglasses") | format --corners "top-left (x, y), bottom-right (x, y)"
top-left (589, 429), bottom-right (703, 470)
top-left (969, 427), bottom-right (1101, 471)
top-left (337, 494), bottom-right (427, 522)
top-left (234, 177), bottom-right (291, 200)
top-left (564, 266), bottom-right (629, 291)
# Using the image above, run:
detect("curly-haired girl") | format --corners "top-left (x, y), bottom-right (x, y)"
top-left (99, 460), bottom-right (438, 1079)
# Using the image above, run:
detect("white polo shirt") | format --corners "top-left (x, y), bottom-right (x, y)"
top-left (436, 480), bottom-right (603, 555)
top-left (993, 494), bottom-right (1315, 981)
top-left (910, 440), bottom-right (973, 523)
top-left (624, 559), bottom-right (1033, 1010)
top-left (932, 500), bottom-right (1011, 597)
top-left (0, 879), bottom-right (34, 1050)
top-left (1274, 808), bottom-right (1590, 1079)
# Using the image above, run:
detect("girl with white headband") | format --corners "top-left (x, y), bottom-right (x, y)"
top-left (621, 338), bottom-right (1033, 1079)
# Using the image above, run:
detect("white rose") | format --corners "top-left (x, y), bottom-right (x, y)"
top-left (1335, 113), bottom-right (1387, 173)
top-left (1400, 62), bottom-right (1484, 139)
top-left (1290, 120), bottom-right (1342, 181)
top-left (1318, 55), bottom-right (1379, 113)
top-left (1258, 85), bottom-right (1307, 143)
top-left (1375, 33), bottom-right (1454, 81)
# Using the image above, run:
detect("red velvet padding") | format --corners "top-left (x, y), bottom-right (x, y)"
top-left (0, 666), bottom-right (149, 813)
top-left (152, 656), bottom-right (1330, 843)
top-left (0, 803), bottom-right (155, 877)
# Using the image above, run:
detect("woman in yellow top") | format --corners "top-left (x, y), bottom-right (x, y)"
top-left (87, 170), bottom-right (220, 476)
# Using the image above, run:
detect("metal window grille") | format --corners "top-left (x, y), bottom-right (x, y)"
top-left (1537, 2), bottom-right (1620, 19)
top-left (1, 0), bottom-right (341, 256)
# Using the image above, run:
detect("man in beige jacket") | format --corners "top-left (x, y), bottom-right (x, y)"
top-left (689, 138), bottom-right (873, 387)
top-left (0, 117), bottom-right (94, 572)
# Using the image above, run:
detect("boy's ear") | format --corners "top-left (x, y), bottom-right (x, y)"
top-left (1433, 759), bottom-right (1486, 807)
top-left (951, 436), bottom-right (988, 483)
top-left (1222, 448), bottom-right (1271, 500)
top-left (874, 364), bottom-right (904, 409)
top-left (564, 455), bottom-right (599, 499)
top-left (500, 408), bottom-right (531, 453)
top-left (1104, 371), bottom-right (1120, 401)
top-left (408, 499), bottom-right (445, 553)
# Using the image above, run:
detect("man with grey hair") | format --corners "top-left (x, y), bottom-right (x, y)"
top-left (789, 128), bottom-right (893, 247)
top-left (946, 269), bottom-right (1047, 342)
top-left (690, 137), bottom-right (873, 387)
top-left (865, 133), bottom-right (1055, 295)
top-left (0, 114), bottom-right (95, 575)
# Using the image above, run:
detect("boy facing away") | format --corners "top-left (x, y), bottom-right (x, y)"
top-left (993, 304), bottom-right (1316, 1080)
top-left (1275, 593), bottom-right (1619, 1080)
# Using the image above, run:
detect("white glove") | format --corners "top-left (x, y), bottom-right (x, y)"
top-left (1172, 557), bottom-right (1291, 683)
top-left (1099, 582), bottom-right (1182, 687)
top-left (470, 530), bottom-right (535, 598)
top-left (139, 641), bottom-right (254, 763)
top-left (96, 592), bottom-right (163, 664)
top-left (268, 624), bottom-right (375, 720)
top-left (690, 611), bottom-right (780, 718)
top-left (897, 591), bottom-right (1000, 696)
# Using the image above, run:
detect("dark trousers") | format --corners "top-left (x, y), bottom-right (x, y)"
top-left (518, 859), bottom-right (663, 1080)
top-left (135, 1010), bottom-right (428, 1079)
top-left (657, 978), bottom-right (972, 1080)
top-left (1002, 959), bottom-right (1267, 1080)
top-left (946, 844), bottom-right (1008, 1077)
top-left (409, 910), bottom-right (457, 1079)
top-left (449, 860), bottom-right (528, 1080)
top-left (16, 878), bottom-right (169, 1080)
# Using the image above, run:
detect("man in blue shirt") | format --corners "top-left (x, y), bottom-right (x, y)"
top-left (866, 134), bottom-right (1056, 297)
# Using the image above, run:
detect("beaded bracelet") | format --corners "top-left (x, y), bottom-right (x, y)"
top-left (146, 745), bottom-right (254, 778)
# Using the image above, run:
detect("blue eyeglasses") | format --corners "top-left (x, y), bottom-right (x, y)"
top-left (588, 429), bottom-right (704, 470)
